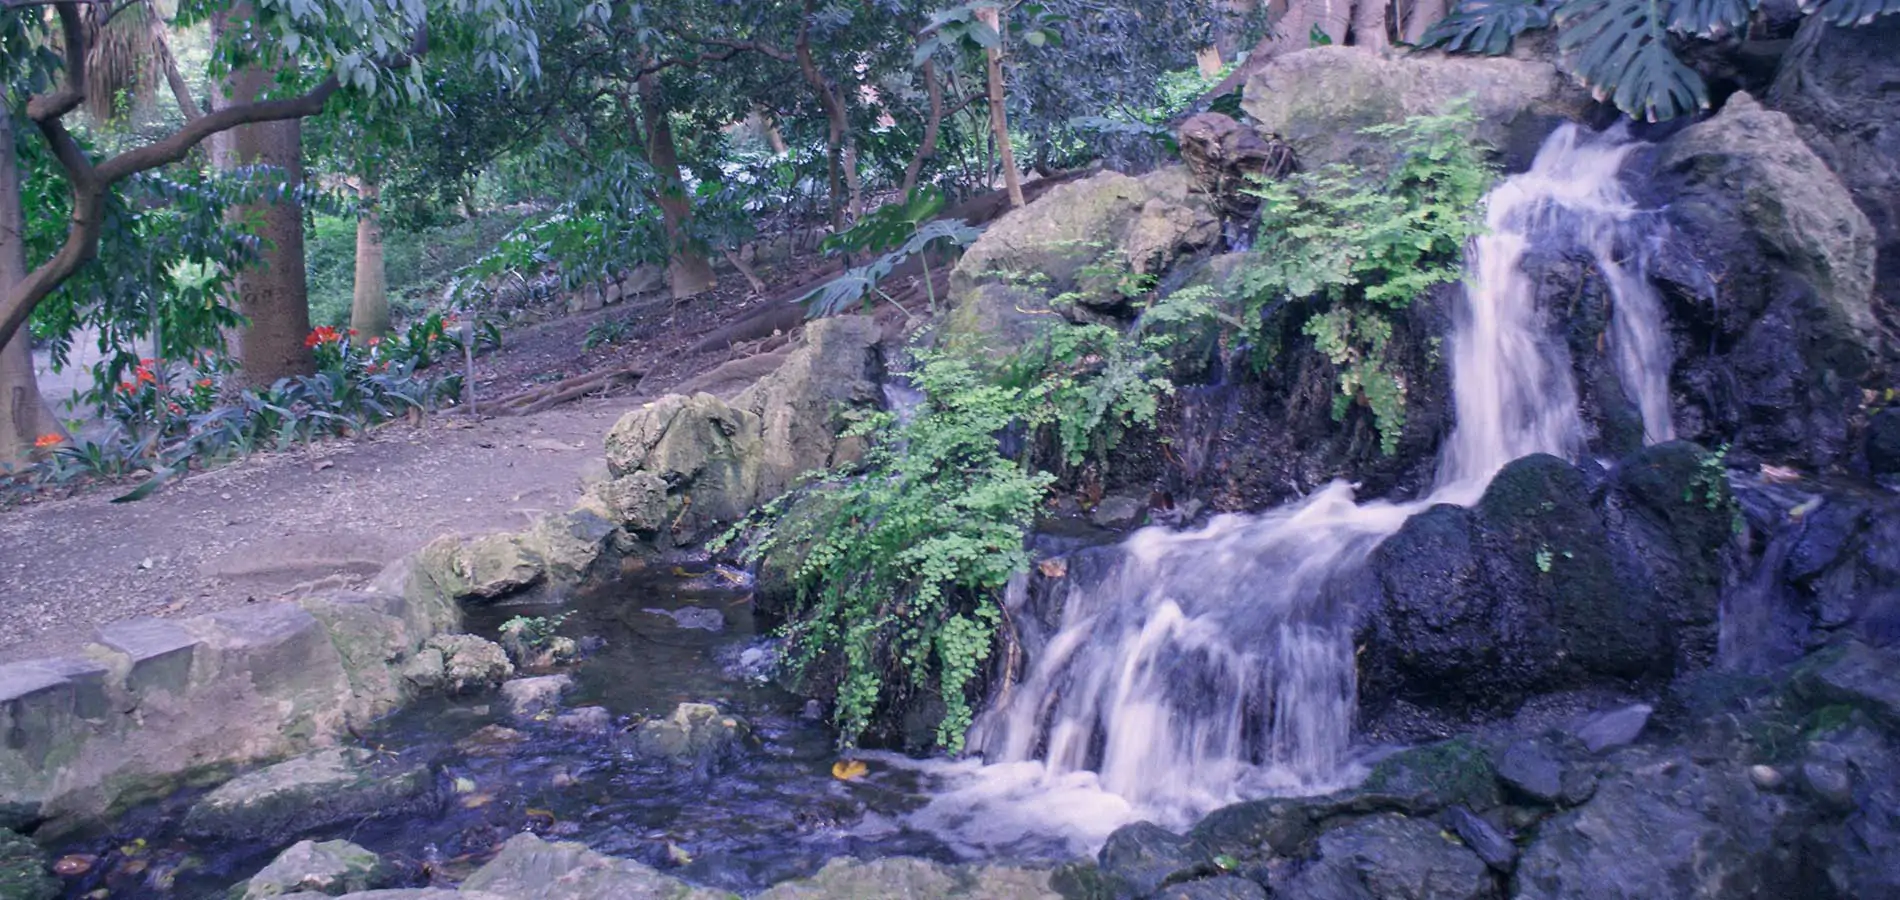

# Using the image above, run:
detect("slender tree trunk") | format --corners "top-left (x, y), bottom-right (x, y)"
top-left (975, 5), bottom-right (1025, 209)
top-left (1353, 0), bottom-right (1390, 51)
top-left (900, 59), bottom-right (944, 197)
top-left (0, 106), bottom-right (62, 468)
top-left (221, 13), bottom-right (313, 385)
top-left (350, 177), bottom-right (390, 337)
top-left (1401, 0), bottom-right (1447, 42)
top-left (637, 75), bottom-right (715, 299)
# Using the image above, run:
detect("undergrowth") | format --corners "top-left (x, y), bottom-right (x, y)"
top-left (1233, 107), bottom-right (1495, 454)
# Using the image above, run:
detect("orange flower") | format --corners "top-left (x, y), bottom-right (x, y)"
top-left (33, 433), bottom-right (63, 449)
top-left (118, 380), bottom-right (137, 394)
top-left (367, 336), bottom-right (381, 347)
top-left (135, 367), bottom-right (156, 384)
top-left (167, 402), bottom-right (183, 415)
top-left (348, 328), bottom-right (359, 337)
top-left (196, 378), bottom-right (215, 389)
top-left (304, 326), bottom-right (342, 348)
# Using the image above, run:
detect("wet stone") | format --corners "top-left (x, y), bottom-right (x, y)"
top-left (1498, 738), bottom-right (1565, 804)
top-left (0, 828), bottom-right (58, 900)
top-left (1802, 642), bottom-right (1900, 729)
top-left (182, 748), bottom-right (439, 843)
top-left (644, 606), bottom-right (726, 632)
top-left (1152, 876), bottom-right (1268, 900)
top-left (95, 617), bottom-right (198, 696)
top-left (1277, 813), bottom-right (1495, 900)
top-left (1444, 805), bottom-right (1516, 873)
top-left (241, 839), bottom-right (391, 898)
top-left (1098, 821), bottom-right (1213, 895)
top-left (1573, 703), bottom-right (1652, 753)
top-left (500, 675), bottom-right (574, 720)
top-left (552, 706), bottom-right (613, 735)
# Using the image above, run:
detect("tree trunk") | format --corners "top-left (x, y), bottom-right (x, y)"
top-left (976, 5), bottom-right (1025, 209)
top-left (350, 177), bottom-right (390, 337)
top-left (1401, 0), bottom-right (1447, 43)
top-left (1353, 0), bottom-right (1390, 51)
top-left (637, 75), bottom-right (715, 299)
top-left (900, 59), bottom-right (945, 196)
top-left (221, 20), bottom-right (313, 385)
top-left (0, 106), bottom-right (62, 468)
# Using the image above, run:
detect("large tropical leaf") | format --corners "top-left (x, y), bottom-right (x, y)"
top-left (1800, 0), bottom-right (1900, 25)
top-left (1664, 0), bottom-right (1757, 35)
top-left (1419, 0), bottom-right (1554, 53)
top-left (1556, 0), bottom-right (1709, 121)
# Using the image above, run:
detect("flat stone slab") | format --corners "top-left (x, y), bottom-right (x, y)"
top-left (182, 748), bottom-right (437, 843)
top-left (0, 656), bottom-right (111, 769)
top-left (95, 617), bottom-right (199, 696)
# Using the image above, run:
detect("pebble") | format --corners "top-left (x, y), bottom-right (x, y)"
top-left (1749, 764), bottom-right (1784, 790)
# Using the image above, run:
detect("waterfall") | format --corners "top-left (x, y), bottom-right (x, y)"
top-left (886, 124), bottom-right (1677, 856)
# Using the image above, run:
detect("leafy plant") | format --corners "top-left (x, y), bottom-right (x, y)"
top-left (1232, 109), bottom-right (1494, 454)
top-left (500, 613), bottom-right (572, 649)
top-left (584, 318), bottom-right (631, 350)
top-left (800, 218), bottom-right (981, 319)
top-left (1422, 0), bottom-right (1900, 121)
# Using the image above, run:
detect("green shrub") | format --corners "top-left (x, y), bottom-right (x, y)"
top-left (1232, 108), bottom-right (1495, 455)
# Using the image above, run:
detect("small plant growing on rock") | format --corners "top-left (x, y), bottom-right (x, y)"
top-left (1686, 443), bottom-right (1744, 534)
top-left (498, 613), bottom-right (577, 668)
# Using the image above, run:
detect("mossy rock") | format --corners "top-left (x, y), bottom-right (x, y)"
top-left (0, 829), bottom-right (57, 900)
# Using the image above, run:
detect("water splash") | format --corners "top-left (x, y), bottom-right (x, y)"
top-left (893, 124), bottom-right (1678, 856)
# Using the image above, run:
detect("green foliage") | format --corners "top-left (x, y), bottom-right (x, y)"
top-left (1685, 442), bottom-right (1745, 533)
top-left (1423, 0), bottom-right (1899, 121)
top-left (583, 317), bottom-right (630, 350)
top-left (306, 209), bottom-right (536, 328)
top-left (1232, 110), bottom-right (1494, 455)
top-left (727, 352), bottom-right (1057, 752)
top-left (800, 218), bottom-right (980, 319)
top-left (821, 188), bottom-right (948, 257)
top-left (499, 613), bottom-right (571, 650)
top-left (728, 278), bottom-right (1200, 750)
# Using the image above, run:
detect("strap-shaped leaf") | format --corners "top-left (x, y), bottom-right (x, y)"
top-left (1800, 0), bottom-right (1900, 25)
top-left (1665, 0), bottom-right (1757, 35)
top-left (1557, 0), bottom-right (1709, 121)
top-left (1419, 0), bottom-right (1554, 54)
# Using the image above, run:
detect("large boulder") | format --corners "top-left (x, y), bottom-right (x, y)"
top-left (1511, 748), bottom-right (1804, 899)
top-left (1653, 92), bottom-right (1884, 467)
top-left (944, 169), bottom-right (1218, 359)
top-left (0, 828), bottom-right (56, 900)
top-left (458, 832), bottom-right (733, 900)
top-left (181, 748), bottom-right (438, 843)
top-left (1769, 15), bottom-right (1900, 329)
top-left (242, 839), bottom-right (392, 898)
top-left (1274, 813), bottom-right (1497, 900)
top-left (1239, 47), bottom-right (1588, 173)
top-left (753, 856), bottom-right (1059, 900)
top-left (1355, 454), bottom-right (1676, 714)
top-left (597, 316), bottom-right (882, 547)
top-left (732, 315), bottom-right (883, 498)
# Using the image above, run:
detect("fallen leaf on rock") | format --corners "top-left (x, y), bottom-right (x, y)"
top-left (53, 855), bottom-right (95, 877)
top-left (1760, 464), bottom-right (1801, 483)
top-left (831, 759), bottom-right (868, 781)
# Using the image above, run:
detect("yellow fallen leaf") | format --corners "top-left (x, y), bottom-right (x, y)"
top-left (461, 793), bottom-right (494, 809)
top-left (831, 759), bottom-right (869, 781)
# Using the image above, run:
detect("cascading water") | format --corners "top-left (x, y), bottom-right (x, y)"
top-left (887, 123), bottom-right (1679, 856)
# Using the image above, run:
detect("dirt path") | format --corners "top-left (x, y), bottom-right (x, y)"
top-left (0, 273), bottom-right (813, 665)
top-left (0, 399), bottom-right (630, 664)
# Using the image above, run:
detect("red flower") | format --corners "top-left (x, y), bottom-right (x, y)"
top-left (196, 378), bottom-right (215, 389)
top-left (118, 380), bottom-right (137, 394)
top-left (348, 329), bottom-right (359, 336)
top-left (304, 326), bottom-right (342, 348)
top-left (367, 336), bottom-right (381, 347)
top-left (166, 402), bottom-right (183, 415)
top-left (135, 367), bottom-right (156, 384)
top-left (33, 433), bottom-right (63, 449)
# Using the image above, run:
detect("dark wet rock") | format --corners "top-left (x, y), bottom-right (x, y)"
top-left (454, 724), bottom-right (527, 756)
top-left (1359, 737), bottom-right (1502, 814)
top-left (1497, 738), bottom-right (1566, 805)
top-left (1151, 875), bottom-right (1268, 900)
top-left (1798, 724), bottom-right (1900, 899)
top-left (0, 828), bottom-right (57, 900)
top-left (1444, 806), bottom-right (1515, 873)
top-left (241, 839), bottom-right (391, 898)
top-left (1090, 495), bottom-right (1149, 531)
top-left (459, 832), bottom-right (734, 899)
top-left (1770, 14), bottom-right (1900, 335)
top-left (1275, 813), bottom-right (1497, 900)
top-left (181, 748), bottom-right (438, 843)
top-left (1572, 703), bottom-right (1653, 753)
top-left (1097, 821), bottom-right (1212, 895)
top-left (623, 703), bottom-right (749, 771)
top-left (1599, 442), bottom-right (1736, 672)
top-left (753, 856), bottom-right (1059, 899)
top-left (1794, 642), bottom-right (1900, 729)
top-left (644, 607), bottom-right (726, 632)
top-left (552, 706), bottom-right (613, 735)
top-left (1356, 455), bottom-right (1676, 715)
top-left (1512, 748), bottom-right (1803, 900)
top-left (1651, 93), bottom-right (1883, 468)
top-left (1869, 408), bottom-right (1900, 478)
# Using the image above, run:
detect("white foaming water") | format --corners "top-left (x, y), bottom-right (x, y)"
top-left (884, 124), bottom-right (1676, 857)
